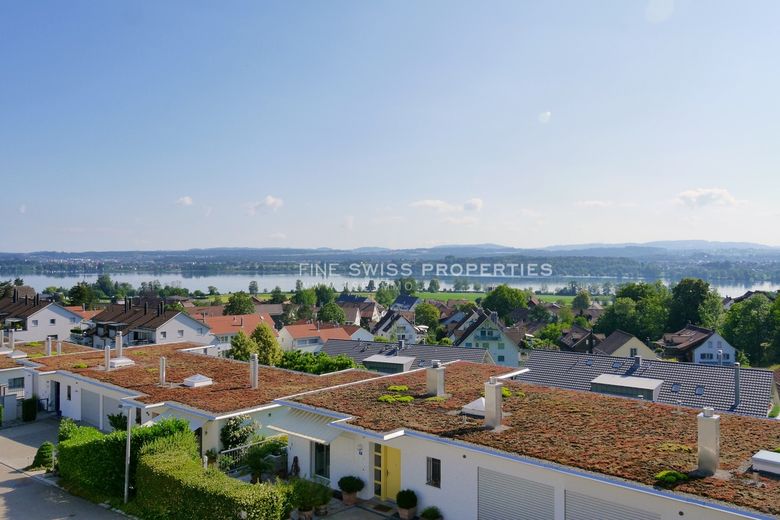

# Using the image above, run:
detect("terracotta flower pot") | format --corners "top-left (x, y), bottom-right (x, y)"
top-left (398, 506), bottom-right (417, 520)
top-left (297, 508), bottom-right (314, 520)
top-left (342, 491), bottom-right (358, 506)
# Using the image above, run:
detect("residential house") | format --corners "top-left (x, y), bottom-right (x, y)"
top-left (595, 329), bottom-right (657, 358)
top-left (18, 342), bottom-right (378, 456)
top-left (452, 310), bottom-right (521, 367)
top-left (183, 305), bottom-right (226, 320)
top-left (341, 305), bottom-right (362, 326)
top-left (278, 323), bottom-right (352, 352)
top-left (0, 292), bottom-right (84, 343)
top-left (342, 325), bottom-right (374, 342)
top-left (337, 300), bottom-right (383, 328)
top-left (371, 311), bottom-right (421, 343)
top-left (389, 295), bottom-right (421, 312)
top-left (88, 301), bottom-right (211, 348)
top-left (558, 324), bottom-right (604, 353)
top-left (336, 294), bottom-right (371, 305)
top-left (515, 349), bottom-right (775, 418)
top-left (321, 339), bottom-right (494, 373)
top-left (200, 313), bottom-right (276, 344)
top-left (656, 325), bottom-right (736, 365)
top-left (272, 361), bottom-right (780, 520)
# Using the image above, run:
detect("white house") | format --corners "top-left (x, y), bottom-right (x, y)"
top-left (0, 294), bottom-right (84, 343)
top-left (657, 325), bottom-right (737, 365)
top-left (273, 361), bottom-right (779, 520)
top-left (371, 311), bottom-right (420, 343)
top-left (277, 323), bottom-right (351, 352)
top-left (451, 310), bottom-right (520, 367)
top-left (343, 325), bottom-right (374, 342)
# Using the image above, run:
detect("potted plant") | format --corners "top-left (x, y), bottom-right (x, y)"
top-left (396, 489), bottom-right (418, 520)
top-left (246, 444), bottom-right (273, 483)
top-left (293, 479), bottom-right (318, 520)
top-left (314, 482), bottom-right (332, 516)
top-left (421, 505), bottom-right (443, 520)
top-left (337, 475), bottom-right (365, 505)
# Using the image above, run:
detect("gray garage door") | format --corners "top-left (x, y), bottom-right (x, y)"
top-left (80, 389), bottom-right (101, 428)
top-left (478, 467), bottom-right (555, 520)
top-left (565, 490), bottom-right (660, 520)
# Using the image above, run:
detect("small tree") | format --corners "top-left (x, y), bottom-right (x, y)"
top-left (427, 279), bottom-right (440, 293)
top-left (248, 281), bottom-right (259, 295)
top-left (318, 302), bottom-right (346, 324)
top-left (219, 415), bottom-right (255, 450)
top-left (223, 291), bottom-right (256, 315)
top-left (414, 302), bottom-right (440, 330)
top-left (227, 330), bottom-right (257, 361)
top-left (107, 412), bottom-right (128, 431)
top-left (251, 323), bottom-right (283, 366)
top-left (572, 290), bottom-right (591, 313)
top-left (269, 286), bottom-right (286, 304)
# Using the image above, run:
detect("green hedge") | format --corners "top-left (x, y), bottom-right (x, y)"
top-left (22, 396), bottom-right (38, 422)
top-left (57, 417), bottom-right (188, 500)
top-left (136, 432), bottom-right (292, 520)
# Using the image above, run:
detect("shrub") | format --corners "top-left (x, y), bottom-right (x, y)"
top-left (30, 441), bottom-right (54, 470)
top-left (135, 431), bottom-right (291, 520)
top-left (58, 418), bottom-right (79, 442)
top-left (338, 476), bottom-right (365, 493)
top-left (421, 505), bottom-right (443, 519)
top-left (396, 489), bottom-right (417, 509)
top-left (219, 415), bottom-right (255, 450)
top-left (770, 403), bottom-right (779, 419)
top-left (654, 469), bottom-right (689, 488)
top-left (22, 395), bottom-right (38, 422)
top-left (425, 396), bottom-right (445, 403)
top-left (73, 363), bottom-right (88, 369)
top-left (387, 385), bottom-right (409, 392)
top-left (57, 417), bottom-right (188, 500)
top-left (107, 412), bottom-right (127, 431)
top-left (292, 478), bottom-right (328, 510)
top-left (377, 394), bottom-right (414, 403)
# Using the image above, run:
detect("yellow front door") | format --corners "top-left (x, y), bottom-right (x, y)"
top-left (382, 445), bottom-right (401, 501)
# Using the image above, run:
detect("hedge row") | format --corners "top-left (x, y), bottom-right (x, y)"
top-left (57, 417), bottom-right (188, 500)
top-left (136, 432), bottom-right (292, 520)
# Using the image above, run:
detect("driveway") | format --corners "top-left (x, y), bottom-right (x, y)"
top-left (0, 418), bottom-right (123, 519)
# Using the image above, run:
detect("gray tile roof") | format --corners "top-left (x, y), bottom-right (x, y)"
top-left (514, 350), bottom-right (774, 418)
top-left (322, 339), bottom-right (493, 369)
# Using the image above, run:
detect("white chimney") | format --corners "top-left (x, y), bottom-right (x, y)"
top-left (56, 340), bottom-right (62, 355)
top-left (9, 329), bottom-right (15, 350)
top-left (159, 357), bottom-right (167, 386)
top-left (697, 407), bottom-right (720, 476)
top-left (426, 360), bottom-right (445, 397)
top-left (45, 337), bottom-right (52, 356)
top-left (484, 377), bottom-right (504, 429)
top-left (734, 362), bottom-right (740, 406)
top-left (104, 345), bottom-right (111, 371)
top-left (399, 339), bottom-right (405, 350)
top-left (116, 331), bottom-right (123, 358)
top-left (632, 355), bottom-right (642, 369)
top-left (250, 353), bottom-right (259, 389)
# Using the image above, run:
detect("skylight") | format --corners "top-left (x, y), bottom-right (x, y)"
top-left (612, 361), bottom-right (622, 369)
top-left (695, 385), bottom-right (705, 396)
top-left (670, 383), bottom-right (681, 393)
top-left (585, 359), bottom-right (593, 366)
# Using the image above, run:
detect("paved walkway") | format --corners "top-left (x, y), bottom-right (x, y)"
top-left (0, 418), bottom-right (123, 519)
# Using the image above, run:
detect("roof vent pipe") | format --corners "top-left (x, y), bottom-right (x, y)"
top-left (697, 407), bottom-right (720, 476)
top-left (45, 337), bottom-right (52, 356)
top-left (734, 362), bottom-right (740, 406)
top-left (56, 340), bottom-right (62, 355)
top-left (9, 329), bottom-right (15, 350)
top-left (399, 339), bottom-right (405, 350)
top-left (484, 376), bottom-right (504, 429)
top-left (116, 331), bottom-right (123, 358)
top-left (159, 357), bottom-right (167, 385)
top-left (104, 345), bottom-right (111, 371)
top-left (426, 360), bottom-right (445, 397)
top-left (250, 353), bottom-right (259, 389)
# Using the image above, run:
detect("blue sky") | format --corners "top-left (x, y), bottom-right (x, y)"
top-left (2, 0), bottom-right (779, 251)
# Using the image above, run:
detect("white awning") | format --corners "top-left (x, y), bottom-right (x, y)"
top-left (268, 408), bottom-right (343, 445)
top-left (144, 411), bottom-right (207, 431)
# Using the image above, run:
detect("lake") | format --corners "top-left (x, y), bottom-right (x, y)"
top-left (9, 273), bottom-right (779, 298)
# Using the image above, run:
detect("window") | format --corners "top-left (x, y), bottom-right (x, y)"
top-left (177, 329), bottom-right (184, 338)
top-left (465, 342), bottom-right (472, 347)
top-left (497, 343), bottom-right (505, 350)
top-left (8, 377), bottom-right (24, 389)
top-left (585, 359), bottom-right (593, 366)
top-left (70, 317), bottom-right (77, 324)
top-left (31, 320), bottom-right (38, 327)
top-left (483, 342), bottom-right (489, 349)
top-left (670, 383), bottom-right (681, 393)
top-left (611, 361), bottom-right (622, 369)
top-left (67, 385), bottom-right (72, 401)
top-left (50, 318), bottom-right (56, 325)
top-left (700, 353), bottom-right (714, 360)
top-left (198, 327), bottom-right (204, 335)
top-left (695, 385), bottom-right (705, 396)
top-left (160, 331), bottom-right (167, 339)
top-left (723, 353), bottom-right (730, 360)
top-left (426, 457), bottom-right (441, 488)
top-left (313, 442), bottom-right (330, 479)
top-left (629, 348), bottom-right (638, 357)
top-left (497, 355), bottom-right (505, 362)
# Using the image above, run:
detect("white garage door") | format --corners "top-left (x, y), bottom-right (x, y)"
top-left (102, 396), bottom-right (122, 431)
top-left (565, 491), bottom-right (660, 520)
top-left (478, 467), bottom-right (555, 520)
top-left (80, 389), bottom-right (101, 428)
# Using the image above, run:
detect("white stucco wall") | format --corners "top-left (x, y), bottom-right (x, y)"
top-left (16, 305), bottom-right (81, 343)
top-left (154, 313), bottom-right (212, 345)
top-left (693, 334), bottom-right (736, 365)
top-left (460, 320), bottom-right (519, 367)
top-left (0, 367), bottom-right (26, 398)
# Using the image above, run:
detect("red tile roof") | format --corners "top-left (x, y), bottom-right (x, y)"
top-left (282, 323), bottom-right (351, 342)
top-left (201, 313), bottom-right (277, 336)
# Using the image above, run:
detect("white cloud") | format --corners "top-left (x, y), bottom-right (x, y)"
top-left (443, 216), bottom-right (479, 226)
top-left (645, 0), bottom-right (674, 23)
top-left (204, 206), bottom-right (213, 217)
top-left (18, 204), bottom-right (26, 214)
top-left (576, 200), bottom-right (614, 208)
top-left (410, 199), bottom-right (460, 212)
top-left (538, 111), bottom-right (552, 124)
top-left (269, 232), bottom-right (286, 240)
top-left (674, 188), bottom-right (741, 208)
top-left (463, 198), bottom-right (484, 212)
top-left (343, 215), bottom-right (355, 231)
top-left (519, 208), bottom-right (543, 219)
top-left (175, 196), bottom-right (194, 206)
top-left (247, 195), bottom-right (284, 215)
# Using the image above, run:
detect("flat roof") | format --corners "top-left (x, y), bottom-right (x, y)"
top-left (363, 354), bottom-right (416, 365)
top-left (289, 361), bottom-right (780, 517)
top-left (30, 343), bottom-right (379, 415)
top-left (590, 374), bottom-right (665, 391)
